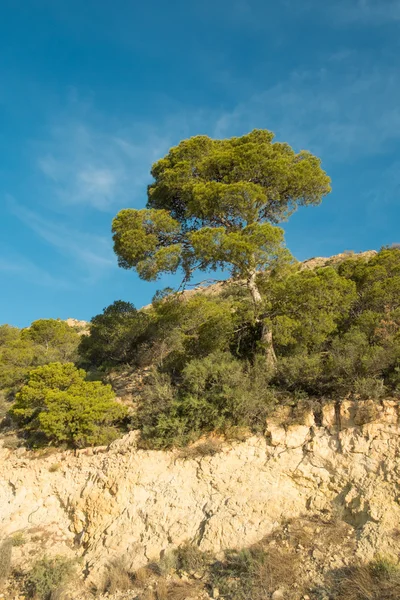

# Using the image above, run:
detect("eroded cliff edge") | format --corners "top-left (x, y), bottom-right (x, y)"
top-left (1, 399), bottom-right (400, 583)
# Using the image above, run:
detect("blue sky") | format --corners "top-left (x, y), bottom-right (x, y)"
top-left (1, 0), bottom-right (399, 327)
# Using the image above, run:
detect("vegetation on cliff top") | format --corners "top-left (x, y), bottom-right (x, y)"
top-left (1, 130), bottom-right (399, 449)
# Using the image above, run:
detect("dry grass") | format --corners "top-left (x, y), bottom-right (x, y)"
top-left (155, 578), bottom-right (168, 600)
top-left (177, 439), bottom-right (222, 460)
top-left (174, 543), bottom-right (209, 573)
top-left (140, 589), bottom-right (156, 600)
top-left (102, 558), bottom-right (133, 594)
top-left (211, 543), bottom-right (303, 600)
top-left (135, 566), bottom-right (153, 587)
top-left (167, 581), bottom-right (199, 600)
top-left (0, 539), bottom-right (12, 585)
top-left (331, 559), bottom-right (400, 600)
top-left (2, 435), bottom-right (21, 450)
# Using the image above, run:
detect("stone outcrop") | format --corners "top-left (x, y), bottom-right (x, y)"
top-left (1, 399), bottom-right (400, 584)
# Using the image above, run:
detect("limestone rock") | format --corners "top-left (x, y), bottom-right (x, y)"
top-left (1, 399), bottom-right (400, 587)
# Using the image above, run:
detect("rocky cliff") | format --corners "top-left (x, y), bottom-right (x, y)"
top-left (1, 399), bottom-right (400, 590)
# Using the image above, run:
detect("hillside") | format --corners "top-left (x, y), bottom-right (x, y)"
top-left (2, 399), bottom-right (400, 600)
top-left (1, 247), bottom-right (400, 599)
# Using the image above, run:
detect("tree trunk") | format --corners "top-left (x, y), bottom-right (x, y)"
top-left (247, 269), bottom-right (277, 367)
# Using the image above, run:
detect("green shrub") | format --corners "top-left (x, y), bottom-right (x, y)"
top-left (173, 543), bottom-right (209, 573)
top-left (354, 377), bottom-right (386, 400)
top-left (26, 556), bottom-right (76, 600)
top-left (10, 362), bottom-right (127, 448)
top-left (276, 352), bottom-right (324, 394)
top-left (0, 320), bottom-right (80, 396)
top-left (137, 352), bottom-right (276, 448)
top-left (78, 301), bottom-right (149, 368)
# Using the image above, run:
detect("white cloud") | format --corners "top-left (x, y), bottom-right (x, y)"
top-left (8, 200), bottom-right (115, 281)
top-left (36, 121), bottom-right (172, 211)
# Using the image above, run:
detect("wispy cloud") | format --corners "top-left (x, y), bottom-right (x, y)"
top-left (36, 121), bottom-right (171, 211)
top-left (286, 0), bottom-right (400, 25)
top-left (0, 253), bottom-right (71, 289)
top-left (9, 200), bottom-right (116, 281)
top-left (213, 65), bottom-right (400, 160)
top-left (335, 0), bottom-right (400, 23)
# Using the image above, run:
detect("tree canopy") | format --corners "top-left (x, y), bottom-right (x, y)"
top-left (0, 319), bottom-right (80, 395)
top-left (112, 129), bottom-right (331, 290)
top-left (112, 129), bottom-right (331, 364)
top-left (78, 300), bottom-right (149, 368)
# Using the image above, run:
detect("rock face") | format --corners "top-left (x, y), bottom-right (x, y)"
top-left (1, 400), bottom-right (400, 583)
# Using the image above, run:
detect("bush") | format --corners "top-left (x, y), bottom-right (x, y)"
top-left (354, 377), bottom-right (386, 400)
top-left (26, 556), bottom-right (76, 600)
top-left (173, 543), bottom-right (209, 573)
top-left (101, 558), bottom-right (133, 594)
top-left (10, 362), bottom-right (127, 447)
top-left (137, 352), bottom-right (276, 448)
top-left (276, 352), bottom-right (324, 394)
top-left (0, 320), bottom-right (80, 396)
top-left (332, 558), bottom-right (400, 600)
top-left (210, 544), bottom-right (301, 600)
top-left (78, 301), bottom-right (149, 368)
top-left (177, 439), bottom-right (223, 460)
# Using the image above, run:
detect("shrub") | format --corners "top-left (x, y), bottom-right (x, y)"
top-left (276, 352), bottom-right (324, 394)
top-left (137, 352), bottom-right (276, 448)
top-left (10, 532), bottom-right (25, 547)
top-left (177, 439), bottom-right (223, 460)
top-left (26, 556), bottom-right (76, 600)
top-left (10, 363), bottom-right (127, 448)
top-left (210, 544), bottom-right (301, 600)
top-left (354, 377), bottom-right (386, 400)
top-left (78, 301), bottom-right (149, 368)
top-left (332, 558), bottom-right (400, 600)
top-left (0, 320), bottom-right (80, 396)
top-left (102, 558), bottom-right (133, 594)
top-left (173, 543), bottom-right (209, 573)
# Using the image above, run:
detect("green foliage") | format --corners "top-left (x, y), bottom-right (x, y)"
top-left (0, 320), bottom-right (80, 395)
top-left (10, 363), bottom-right (127, 447)
top-left (137, 352), bottom-right (276, 448)
top-left (22, 319), bottom-right (80, 361)
top-left (2, 248), bottom-right (400, 450)
top-left (26, 556), bottom-right (76, 600)
top-left (139, 294), bottom-right (237, 371)
top-left (262, 266), bottom-right (357, 352)
top-left (112, 129), bottom-right (330, 287)
top-left (210, 544), bottom-right (300, 600)
top-left (78, 300), bottom-right (149, 368)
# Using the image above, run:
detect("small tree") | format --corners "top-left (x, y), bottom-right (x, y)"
top-left (112, 129), bottom-right (331, 363)
top-left (78, 301), bottom-right (148, 367)
top-left (10, 362), bottom-right (127, 447)
top-left (22, 319), bottom-right (80, 361)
